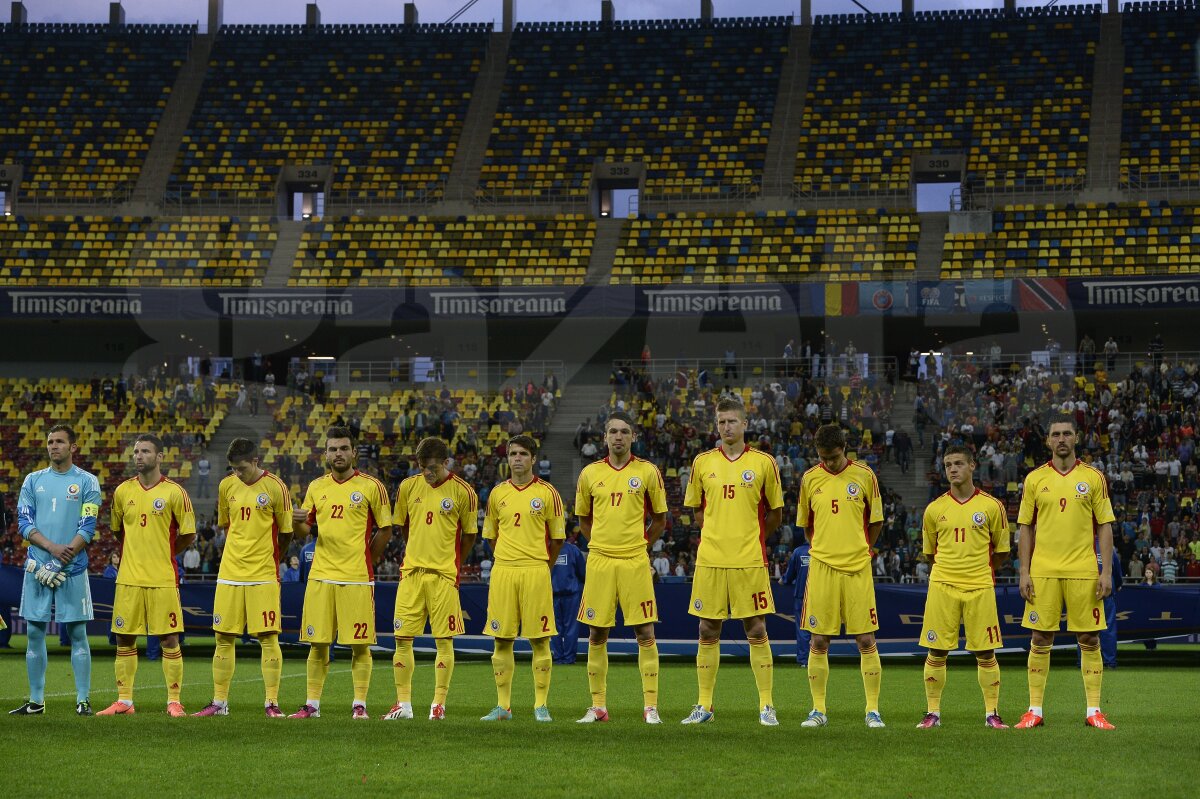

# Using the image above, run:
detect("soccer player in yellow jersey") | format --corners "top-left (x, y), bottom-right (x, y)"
top-left (573, 411), bottom-right (667, 725)
top-left (193, 438), bottom-right (294, 718)
top-left (680, 397), bottom-right (783, 727)
top-left (1015, 415), bottom-right (1116, 730)
top-left (98, 434), bottom-right (196, 717)
top-left (481, 435), bottom-right (566, 722)
top-left (916, 445), bottom-right (1011, 730)
top-left (287, 427), bottom-right (392, 720)
top-left (385, 436), bottom-right (478, 722)
top-left (796, 424), bottom-right (885, 728)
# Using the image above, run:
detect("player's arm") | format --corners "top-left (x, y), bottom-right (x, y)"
top-left (864, 470), bottom-right (883, 548)
top-left (291, 486), bottom-right (313, 538)
top-left (17, 477), bottom-right (67, 562)
top-left (57, 480), bottom-right (100, 566)
top-left (762, 455), bottom-right (784, 539)
top-left (796, 472), bottom-right (813, 544)
top-left (173, 487), bottom-right (198, 555)
top-left (546, 487), bottom-right (566, 564)
top-left (682, 454), bottom-right (703, 528)
top-left (1095, 522), bottom-right (1114, 599)
top-left (644, 465), bottom-right (669, 548)
top-left (273, 481), bottom-right (295, 557)
top-left (110, 485), bottom-right (126, 544)
top-left (390, 479), bottom-right (410, 546)
top-left (762, 507), bottom-right (782, 538)
top-left (456, 485), bottom-right (478, 564)
top-left (574, 471), bottom-right (594, 541)
top-left (921, 506), bottom-right (937, 567)
top-left (1017, 523), bottom-right (1035, 600)
top-left (366, 479), bottom-right (393, 562)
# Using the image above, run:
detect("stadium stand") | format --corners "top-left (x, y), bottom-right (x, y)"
top-left (480, 19), bottom-right (789, 197)
top-left (170, 24), bottom-right (490, 199)
top-left (0, 215), bottom-right (276, 286)
top-left (940, 201), bottom-right (1200, 278)
top-left (290, 214), bottom-right (595, 287)
top-left (0, 23), bottom-right (193, 197)
top-left (799, 9), bottom-right (1098, 193)
top-left (1120, 2), bottom-right (1200, 184)
top-left (0, 375), bottom-right (234, 570)
top-left (612, 209), bottom-right (918, 284)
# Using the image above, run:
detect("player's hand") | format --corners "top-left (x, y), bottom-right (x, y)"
top-left (43, 542), bottom-right (70, 562)
top-left (1019, 573), bottom-right (1034, 601)
top-left (35, 561), bottom-right (67, 589)
top-left (1097, 573), bottom-right (1112, 600)
top-left (57, 542), bottom-right (78, 565)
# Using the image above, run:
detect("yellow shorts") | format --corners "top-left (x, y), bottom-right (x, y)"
top-left (920, 581), bottom-right (1003, 651)
top-left (485, 563), bottom-right (555, 639)
top-left (799, 559), bottom-right (878, 636)
top-left (301, 581), bottom-right (376, 645)
top-left (111, 584), bottom-right (184, 637)
top-left (688, 565), bottom-right (774, 620)
top-left (577, 553), bottom-right (657, 628)
top-left (394, 569), bottom-right (464, 638)
top-left (212, 582), bottom-right (282, 636)
top-left (1022, 576), bottom-right (1104, 632)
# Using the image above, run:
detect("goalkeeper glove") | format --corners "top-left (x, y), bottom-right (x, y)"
top-left (35, 560), bottom-right (67, 589)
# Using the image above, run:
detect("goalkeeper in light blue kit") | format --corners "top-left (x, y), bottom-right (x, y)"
top-left (11, 424), bottom-right (102, 716)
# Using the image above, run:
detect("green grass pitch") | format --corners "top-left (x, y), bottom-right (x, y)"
top-left (0, 639), bottom-right (1195, 798)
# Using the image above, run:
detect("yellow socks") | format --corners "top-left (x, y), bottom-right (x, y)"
top-left (748, 636), bottom-right (774, 708)
top-left (860, 644), bottom-right (882, 715)
top-left (696, 638), bottom-right (720, 709)
top-left (807, 648), bottom-right (829, 714)
top-left (212, 634), bottom-right (237, 703)
top-left (491, 639), bottom-right (515, 709)
top-left (115, 646), bottom-right (138, 703)
top-left (923, 654), bottom-right (947, 714)
top-left (433, 638), bottom-right (455, 705)
top-left (976, 655), bottom-right (1001, 716)
top-left (1079, 641), bottom-right (1103, 711)
top-left (1027, 643), bottom-right (1052, 711)
top-left (306, 644), bottom-right (331, 704)
top-left (161, 644), bottom-right (183, 704)
top-left (350, 645), bottom-right (372, 706)
top-left (393, 638), bottom-right (415, 703)
top-left (638, 638), bottom-right (659, 708)
top-left (587, 643), bottom-right (609, 708)
top-left (260, 635), bottom-right (282, 706)
top-left (531, 638), bottom-right (552, 708)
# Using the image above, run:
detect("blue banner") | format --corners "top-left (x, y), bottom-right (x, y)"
top-left (2, 567), bottom-right (1195, 657)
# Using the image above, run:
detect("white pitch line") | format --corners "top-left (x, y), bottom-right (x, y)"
top-left (0, 667), bottom-right (353, 702)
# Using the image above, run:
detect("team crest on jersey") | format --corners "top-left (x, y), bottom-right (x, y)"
top-left (1028, 611), bottom-right (1039, 624)
top-left (490, 620), bottom-right (500, 631)
top-left (1075, 482), bottom-right (1090, 495)
top-left (256, 493), bottom-right (269, 507)
top-left (926, 630), bottom-right (938, 642)
top-left (972, 512), bottom-right (985, 526)
top-left (585, 608), bottom-right (596, 621)
top-left (628, 477), bottom-right (642, 491)
top-left (530, 497), bottom-right (544, 512)
top-left (213, 614), bottom-right (222, 625)
top-left (349, 491), bottom-right (364, 505)
top-left (846, 483), bottom-right (861, 498)
top-left (65, 484), bottom-right (81, 500)
top-left (440, 498), bottom-right (454, 512)
top-left (306, 625), bottom-right (315, 637)
top-left (808, 615), bottom-right (817, 627)
top-left (114, 616), bottom-right (125, 629)
top-left (693, 599), bottom-right (703, 611)
top-left (393, 620), bottom-right (403, 631)
top-left (741, 470), bottom-right (755, 484)
top-left (153, 498), bottom-right (167, 512)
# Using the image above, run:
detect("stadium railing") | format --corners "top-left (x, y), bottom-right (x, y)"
top-left (922, 350), bottom-right (1200, 378)
top-left (617, 356), bottom-right (898, 385)
top-left (329, 360), bottom-right (563, 390)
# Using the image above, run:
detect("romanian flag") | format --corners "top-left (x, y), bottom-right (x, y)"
top-left (824, 283), bottom-right (859, 316)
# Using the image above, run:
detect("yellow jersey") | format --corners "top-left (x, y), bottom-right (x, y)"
top-left (216, 470), bottom-right (293, 583)
top-left (1017, 461), bottom-right (1115, 578)
top-left (683, 446), bottom-right (784, 569)
top-left (110, 476), bottom-right (196, 588)
top-left (302, 470), bottom-right (392, 584)
top-left (483, 477), bottom-right (565, 567)
top-left (922, 488), bottom-right (1010, 589)
top-left (575, 456), bottom-right (668, 559)
top-left (796, 459), bottom-right (883, 573)
top-left (393, 472), bottom-right (479, 582)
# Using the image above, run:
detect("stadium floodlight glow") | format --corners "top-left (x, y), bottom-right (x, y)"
top-left (307, 355), bottom-right (335, 361)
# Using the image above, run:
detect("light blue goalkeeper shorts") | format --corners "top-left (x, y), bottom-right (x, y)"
top-left (19, 570), bottom-right (94, 623)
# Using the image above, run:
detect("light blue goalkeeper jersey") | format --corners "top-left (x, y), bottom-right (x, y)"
top-left (18, 464), bottom-right (102, 576)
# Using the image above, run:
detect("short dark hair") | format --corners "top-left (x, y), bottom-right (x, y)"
top-left (943, 444), bottom-right (976, 465)
top-left (507, 434), bottom-right (539, 457)
top-left (1047, 413), bottom-right (1077, 433)
top-left (134, 433), bottom-right (164, 454)
top-left (605, 411), bottom-right (638, 432)
top-left (326, 425), bottom-right (355, 445)
top-left (715, 397), bottom-right (746, 416)
top-left (814, 424), bottom-right (846, 451)
top-left (415, 436), bottom-right (450, 463)
top-left (226, 437), bottom-right (259, 464)
top-left (47, 424), bottom-right (77, 444)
